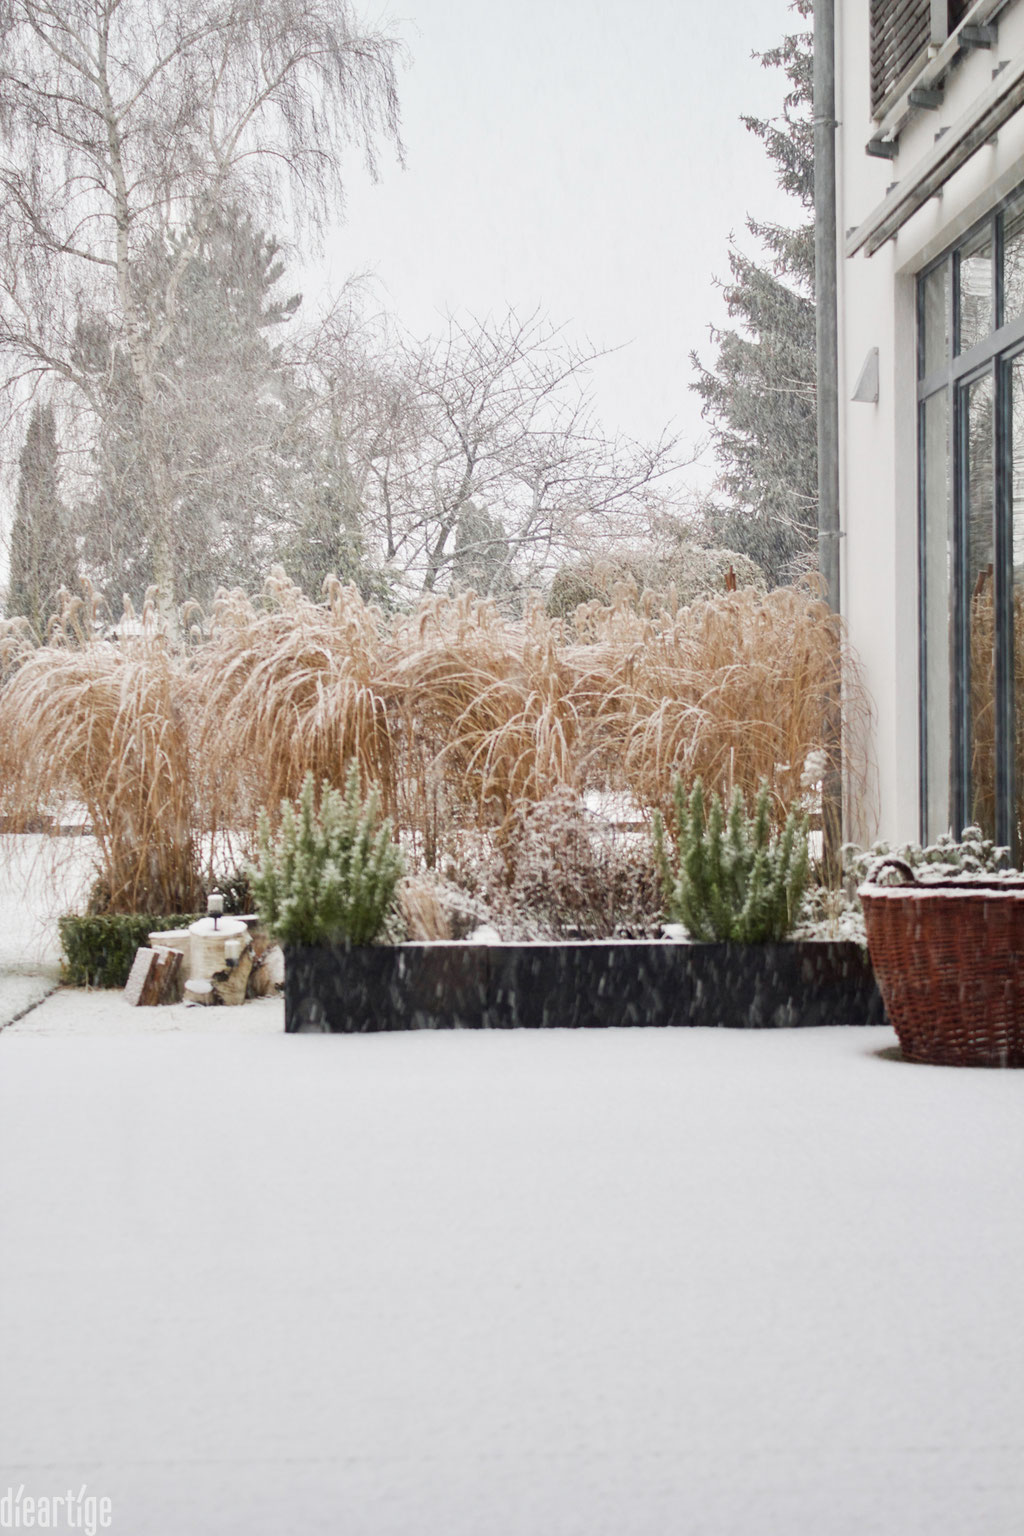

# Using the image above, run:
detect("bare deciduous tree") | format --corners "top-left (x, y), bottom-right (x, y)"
top-left (0, 0), bottom-right (403, 622)
top-left (304, 307), bottom-right (687, 602)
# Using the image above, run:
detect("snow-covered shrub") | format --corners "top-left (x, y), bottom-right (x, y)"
top-left (849, 825), bottom-right (1012, 884)
top-left (482, 788), bottom-right (661, 940)
top-left (654, 777), bottom-right (810, 942)
top-left (397, 871), bottom-right (492, 941)
top-left (794, 826), bottom-right (1017, 945)
top-left (547, 543), bottom-right (766, 618)
top-left (250, 766), bottom-right (404, 947)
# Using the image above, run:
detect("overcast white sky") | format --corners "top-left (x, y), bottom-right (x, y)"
top-left (318, 0), bottom-right (803, 490)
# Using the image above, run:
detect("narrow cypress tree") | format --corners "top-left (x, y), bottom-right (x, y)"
top-left (7, 403), bottom-right (76, 634)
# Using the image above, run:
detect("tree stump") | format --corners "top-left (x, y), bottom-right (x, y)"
top-left (211, 949), bottom-right (253, 1006)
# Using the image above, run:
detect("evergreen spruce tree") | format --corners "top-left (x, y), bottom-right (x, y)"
top-left (7, 403), bottom-right (76, 634)
top-left (451, 500), bottom-right (518, 599)
top-left (691, 2), bottom-right (817, 587)
top-left (77, 207), bottom-right (306, 609)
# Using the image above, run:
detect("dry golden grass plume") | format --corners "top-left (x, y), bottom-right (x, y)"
top-left (0, 591), bottom-right (200, 915)
top-left (391, 595), bottom-right (582, 839)
top-left (617, 585), bottom-right (860, 827)
top-left (190, 571), bottom-right (396, 842)
top-left (561, 581), bottom-right (869, 833)
top-left (397, 872), bottom-right (452, 941)
top-left (0, 573), bottom-right (871, 915)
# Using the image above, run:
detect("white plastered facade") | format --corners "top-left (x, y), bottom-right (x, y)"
top-left (836, 0), bottom-right (1024, 842)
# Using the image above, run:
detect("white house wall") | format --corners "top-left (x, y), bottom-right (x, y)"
top-left (837, 0), bottom-right (1024, 843)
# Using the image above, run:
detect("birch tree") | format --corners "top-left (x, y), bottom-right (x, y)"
top-left (0, 0), bottom-right (403, 623)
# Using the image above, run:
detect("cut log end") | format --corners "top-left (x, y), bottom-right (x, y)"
top-left (124, 945), bottom-right (184, 1006)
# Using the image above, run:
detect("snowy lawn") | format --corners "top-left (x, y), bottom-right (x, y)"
top-left (1, 1013), bottom-right (1022, 1536)
top-left (0, 835), bottom-right (98, 1026)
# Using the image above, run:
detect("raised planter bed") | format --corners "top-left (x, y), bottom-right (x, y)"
top-left (283, 939), bottom-right (886, 1033)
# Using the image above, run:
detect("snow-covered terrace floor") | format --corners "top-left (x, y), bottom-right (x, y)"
top-left (1, 988), bottom-right (1022, 1535)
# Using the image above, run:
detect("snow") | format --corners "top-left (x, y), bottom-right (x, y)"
top-left (1, 838), bottom-right (1022, 1534)
top-left (0, 835), bottom-right (96, 1029)
top-left (4, 987), bottom-right (282, 1035)
top-left (2, 1010), bottom-right (1023, 1534)
top-left (0, 833), bottom-right (95, 975)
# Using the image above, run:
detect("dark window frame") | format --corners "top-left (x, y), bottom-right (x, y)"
top-left (918, 186), bottom-right (1024, 851)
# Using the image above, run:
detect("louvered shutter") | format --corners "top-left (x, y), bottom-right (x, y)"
top-left (870, 0), bottom-right (977, 116)
top-left (870, 0), bottom-right (931, 115)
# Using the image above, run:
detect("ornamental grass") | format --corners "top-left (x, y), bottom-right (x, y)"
top-left (0, 572), bottom-right (870, 914)
top-left (0, 590), bottom-right (199, 915)
top-left (190, 571), bottom-right (396, 846)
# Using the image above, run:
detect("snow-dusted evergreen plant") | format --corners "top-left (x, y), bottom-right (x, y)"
top-left (849, 825), bottom-right (1012, 885)
top-left (654, 777), bottom-right (810, 943)
top-left (793, 826), bottom-right (1017, 945)
top-left (250, 766), bottom-right (404, 947)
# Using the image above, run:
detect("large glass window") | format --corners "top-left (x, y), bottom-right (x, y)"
top-left (922, 390), bottom-right (952, 836)
top-left (919, 192), bottom-right (1024, 855)
top-left (963, 371), bottom-right (996, 835)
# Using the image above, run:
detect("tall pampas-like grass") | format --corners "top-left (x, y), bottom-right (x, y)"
top-left (190, 571), bottom-right (396, 848)
top-left (632, 585), bottom-right (869, 828)
top-left (391, 595), bottom-right (582, 840)
top-left (0, 591), bottom-right (200, 914)
top-left (0, 572), bottom-right (872, 916)
top-left (565, 582), bottom-right (870, 832)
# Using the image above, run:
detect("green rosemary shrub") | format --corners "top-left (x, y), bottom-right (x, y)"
top-left (653, 778), bottom-right (810, 943)
top-left (250, 766), bottom-right (404, 947)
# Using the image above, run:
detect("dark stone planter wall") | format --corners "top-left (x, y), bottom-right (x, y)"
top-left (283, 940), bottom-right (886, 1033)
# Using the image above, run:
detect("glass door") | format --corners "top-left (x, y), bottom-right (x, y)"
top-left (959, 369), bottom-right (996, 839)
top-left (1007, 354), bottom-right (1024, 858)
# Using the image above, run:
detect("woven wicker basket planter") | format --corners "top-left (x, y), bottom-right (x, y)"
top-left (860, 869), bottom-right (1024, 1067)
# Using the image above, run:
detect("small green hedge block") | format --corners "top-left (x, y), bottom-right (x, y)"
top-left (59, 913), bottom-right (201, 989)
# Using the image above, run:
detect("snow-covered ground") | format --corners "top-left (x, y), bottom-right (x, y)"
top-left (0, 834), bottom-right (96, 976)
top-left (2, 1018), bottom-right (1023, 1534)
top-left (0, 840), bottom-right (1022, 1535)
top-left (0, 835), bottom-right (97, 1026)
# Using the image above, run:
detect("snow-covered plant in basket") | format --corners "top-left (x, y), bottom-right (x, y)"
top-left (795, 825), bottom-right (1015, 946)
top-left (250, 766), bottom-right (404, 948)
top-left (854, 828), bottom-right (1024, 1067)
